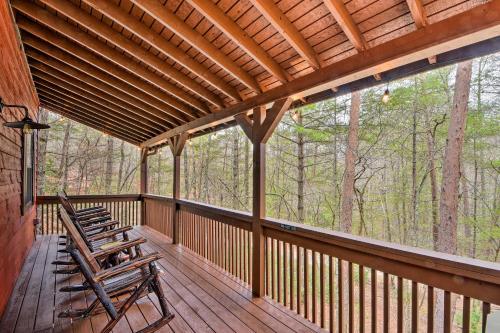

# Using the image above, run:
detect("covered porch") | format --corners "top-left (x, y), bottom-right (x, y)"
top-left (0, 0), bottom-right (499, 332)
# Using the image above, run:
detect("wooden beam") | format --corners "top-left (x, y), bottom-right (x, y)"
top-left (186, 0), bottom-right (291, 83)
top-left (33, 78), bottom-right (157, 137)
top-left (141, 0), bottom-right (500, 148)
top-left (43, 0), bottom-right (229, 106)
top-left (27, 52), bottom-right (170, 131)
top-left (428, 55), bottom-right (437, 64)
top-left (12, 1), bottom-right (204, 118)
top-left (34, 80), bottom-right (155, 138)
top-left (249, 0), bottom-right (320, 69)
top-left (128, 0), bottom-right (260, 93)
top-left (22, 35), bottom-right (179, 128)
top-left (29, 60), bottom-right (168, 130)
top-left (257, 97), bottom-right (293, 143)
top-left (406, 0), bottom-right (428, 29)
top-left (323, 0), bottom-right (366, 51)
top-left (82, 0), bottom-right (243, 102)
top-left (234, 113), bottom-right (253, 140)
top-left (39, 99), bottom-right (142, 144)
top-left (36, 89), bottom-right (150, 141)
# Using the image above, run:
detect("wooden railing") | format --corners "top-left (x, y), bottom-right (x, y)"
top-left (37, 194), bottom-right (142, 234)
top-left (142, 194), bottom-right (174, 238)
top-left (142, 194), bottom-right (500, 333)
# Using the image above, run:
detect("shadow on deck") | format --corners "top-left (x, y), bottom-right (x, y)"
top-left (0, 226), bottom-right (324, 333)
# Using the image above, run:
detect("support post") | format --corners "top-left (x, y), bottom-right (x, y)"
top-left (168, 134), bottom-right (188, 244)
top-left (235, 98), bottom-right (292, 297)
top-left (140, 148), bottom-right (148, 225)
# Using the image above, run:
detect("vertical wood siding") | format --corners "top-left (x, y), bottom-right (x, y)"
top-left (0, 0), bottom-right (39, 317)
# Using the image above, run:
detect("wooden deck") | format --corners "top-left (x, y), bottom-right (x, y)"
top-left (0, 226), bottom-right (324, 333)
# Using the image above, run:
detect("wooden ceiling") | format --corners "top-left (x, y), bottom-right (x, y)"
top-left (9, 0), bottom-right (500, 145)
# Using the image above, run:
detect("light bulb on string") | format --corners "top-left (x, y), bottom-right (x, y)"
top-left (382, 84), bottom-right (390, 104)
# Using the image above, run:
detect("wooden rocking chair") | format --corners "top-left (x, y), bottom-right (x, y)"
top-left (54, 214), bottom-right (140, 277)
top-left (58, 208), bottom-right (174, 333)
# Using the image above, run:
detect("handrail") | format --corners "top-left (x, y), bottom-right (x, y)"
top-left (38, 194), bottom-right (141, 204)
top-left (36, 194), bottom-right (142, 234)
top-left (263, 217), bottom-right (500, 283)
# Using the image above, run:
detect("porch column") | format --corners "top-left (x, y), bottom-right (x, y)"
top-left (235, 98), bottom-right (292, 297)
top-left (168, 134), bottom-right (188, 244)
top-left (140, 148), bottom-right (148, 225)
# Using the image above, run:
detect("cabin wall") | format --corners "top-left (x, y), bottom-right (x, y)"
top-left (0, 1), bottom-right (39, 317)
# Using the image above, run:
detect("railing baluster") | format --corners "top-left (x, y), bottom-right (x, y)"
top-left (305, 248), bottom-right (310, 321)
top-left (313, 251), bottom-right (317, 324)
top-left (349, 262), bottom-right (354, 333)
top-left (444, 291), bottom-right (451, 333)
top-left (397, 276), bottom-right (403, 333)
top-left (428, 286), bottom-right (434, 333)
top-left (411, 281), bottom-right (418, 333)
top-left (320, 253), bottom-right (325, 329)
top-left (482, 302), bottom-right (490, 333)
top-left (338, 259), bottom-right (343, 333)
top-left (297, 246), bottom-right (302, 316)
top-left (463, 296), bottom-right (470, 333)
top-left (360, 265), bottom-right (365, 333)
top-left (383, 272), bottom-right (389, 333)
top-left (330, 256), bottom-right (335, 333)
top-left (278, 240), bottom-right (282, 303)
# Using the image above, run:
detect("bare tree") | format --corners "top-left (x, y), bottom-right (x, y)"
top-left (340, 91), bottom-right (361, 233)
top-left (438, 60), bottom-right (473, 254)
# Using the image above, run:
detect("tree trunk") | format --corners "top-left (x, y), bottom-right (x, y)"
top-left (58, 121), bottom-right (72, 191)
top-left (117, 141), bottom-right (125, 194)
top-left (438, 60), bottom-right (473, 255)
top-left (339, 91), bottom-right (361, 333)
top-left (332, 99), bottom-right (338, 228)
top-left (104, 136), bottom-right (114, 194)
top-left (184, 147), bottom-right (189, 199)
top-left (244, 139), bottom-right (250, 210)
top-left (340, 91), bottom-right (361, 233)
top-left (411, 80), bottom-right (418, 244)
top-left (297, 111), bottom-right (305, 223)
top-left (427, 128), bottom-right (439, 251)
top-left (232, 129), bottom-right (240, 210)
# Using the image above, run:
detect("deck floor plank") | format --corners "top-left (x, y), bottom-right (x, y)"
top-left (1, 229), bottom-right (325, 333)
top-left (34, 235), bottom-right (59, 332)
top-left (0, 238), bottom-right (43, 333)
top-left (14, 235), bottom-right (51, 333)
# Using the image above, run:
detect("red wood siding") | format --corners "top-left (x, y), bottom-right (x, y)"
top-left (0, 1), bottom-right (39, 318)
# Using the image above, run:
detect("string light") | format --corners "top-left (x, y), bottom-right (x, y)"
top-left (382, 84), bottom-right (390, 104)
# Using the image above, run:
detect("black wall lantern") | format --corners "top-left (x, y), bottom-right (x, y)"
top-left (0, 96), bottom-right (50, 133)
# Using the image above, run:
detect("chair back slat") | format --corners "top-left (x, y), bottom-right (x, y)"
top-left (57, 192), bottom-right (77, 216)
top-left (59, 208), bottom-right (101, 273)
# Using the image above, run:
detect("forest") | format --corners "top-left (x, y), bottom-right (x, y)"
top-left (38, 54), bottom-right (500, 263)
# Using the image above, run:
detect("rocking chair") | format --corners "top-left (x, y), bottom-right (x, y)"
top-left (58, 207), bottom-right (174, 333)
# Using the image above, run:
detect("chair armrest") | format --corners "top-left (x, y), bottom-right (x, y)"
top-left (94, 253), bottom-right (161, 282)
top-left (92, 238), bottom-right (146, 259)
top-left (87, 226), bottom-right (132, 242)
top-left (83, 220), bottom-right (119, 232)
